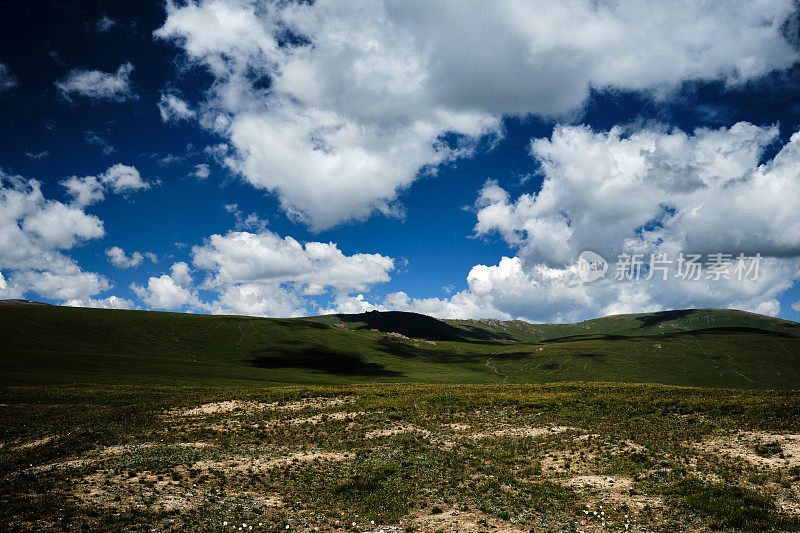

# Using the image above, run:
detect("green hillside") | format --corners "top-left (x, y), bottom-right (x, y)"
top-left (0, 304), bottom-right (798, 388)
top-left (445, 308), bottom-right (800, 342)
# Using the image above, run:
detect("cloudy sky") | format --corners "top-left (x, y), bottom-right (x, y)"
top-left (2, 0), bottom-right (800, 322)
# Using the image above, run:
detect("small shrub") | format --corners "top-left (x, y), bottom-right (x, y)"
top-left (754, 441), bottom-right (782, 458)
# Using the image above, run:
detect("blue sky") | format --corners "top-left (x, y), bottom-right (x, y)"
top-left (1, 0), bottom-right (800, 322)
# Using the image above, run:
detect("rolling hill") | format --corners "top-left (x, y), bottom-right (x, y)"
top-left (0, 302), bottom-right (798, 388)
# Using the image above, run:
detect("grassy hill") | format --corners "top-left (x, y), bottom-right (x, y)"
top-left (0, 304), bottom-right (798, 388)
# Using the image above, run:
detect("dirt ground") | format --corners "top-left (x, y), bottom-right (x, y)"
top-left (3, 387), bottom-right (800, 531)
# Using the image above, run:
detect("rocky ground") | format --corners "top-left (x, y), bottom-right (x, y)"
top-left (2, 384), bottom-right (800, 531)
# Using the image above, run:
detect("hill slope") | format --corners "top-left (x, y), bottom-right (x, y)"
top-left (0, 304), bottom-right (798, 388)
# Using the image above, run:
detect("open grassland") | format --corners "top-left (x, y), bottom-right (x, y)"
top-left (1, 305), bottom-right (799, 389)
top-left (2, 384), bottom-right (800, 532)
top-left (2, 305), bottom-right (800, 530)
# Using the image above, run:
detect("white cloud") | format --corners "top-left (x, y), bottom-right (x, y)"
top-left (9, 268), bottom-right (111, 302)
top-left (191, 163), bottom-right (210, 179)
top-left (192, 229), bottom-right (394, 293)
top-left (475, 122), bottom-right (800, 265)
top-left (21, 201), bottom-right (104, 249)
top-left (60, 175), bottom-right (105, 207)
top-left (25, 150), bottom-right (50, 160)
top-left (100, 164), bottom-right (150, 193)
top-left (327, 122), bottom-right (800, 322)
top-left (95, 15), bottom-right (116, 32)
top-left (206, 283), bottom-right (306, 317)
top-left (65, 295), bottom-right (134, 309)
top-left (224, 203), bottom-right (267, 231)
top-left (395, 122), bottom-right (800, 322)
top-left (0, 166), bottom-right (155, 306)
top-left (158, 91), bottom-right (196, 123)
top-left (327, 254), bottom-right (797, 322)
top-left (131, 262), bottom-right (201, 310)
top-left (792, 300), bottom-right (800, 313)
top-left (60, 164), bottom-right (151, 207)
top-left (0, 172), bottom-right (104, 258)
top-left (0, 62), bottom-right (17, 93)
top-left (106, 246), bottom-right (144, 269)
top-left (129, 228), bottom-right (395, 316)
top-left (55, 62), bottom-right (137, 103)
top-left (156, 0), bottom-right (799, 229)
top-left (0, 171), bottom-right (111, 303)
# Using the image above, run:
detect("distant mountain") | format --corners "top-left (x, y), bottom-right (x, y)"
top-left (309, 308), bottom-right (800, 342)
top-left (0, 304), bottom-right (798, 389)
top-left (0, 299), bottom-right (51, 306)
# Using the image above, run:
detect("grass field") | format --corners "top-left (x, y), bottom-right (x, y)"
top-left (1, 304), bottom-right (799, 389)
top-left (2, 304), bottom-right (800, 531)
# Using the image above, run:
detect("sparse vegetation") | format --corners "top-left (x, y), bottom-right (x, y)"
top-left (2, 384), bottom-right (800, 531)
top-left (1, 305), bottom-right (799, 530)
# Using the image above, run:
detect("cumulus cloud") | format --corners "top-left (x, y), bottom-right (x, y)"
top-left (129, 228), bottom-right (395, 316)
top-left (156, 0), bottom-right (799, 229)
top-left (106, 246), bottom-right (143, 269)
top-left (60, 176), bottom-right (105, 207)
top-left (475, 122), bottom-right (800, 264)
top-left (55, 62), bottom-right (137, 103)
top-left (105, 247), bottom-right (157, 269)
top-left (324, 122), bottom-right (800, 322)
top-left (191, 163), bottom-right (210, 179)
top-left (61, 164), bottom-right (150, 207)
top-left (106, 246), bottom-right (158, 268)
top-left (131, 262), bottom-right (201, 310)
top-left (192, 229), bottom-right (394, 293)
top-left (0, 164), bottom-right (156, 306)
top-left (0, 62), bottom-right (17, 93)
top-left (327, 254), bottom-right (797, 322)
top-left (793, 300), bottom-right (800, 313)
top-left (65, 295), bottom-right (134, 309)
top-left (206, 283), bottom-right (306, 317)
top-left (100, 164), bottom-right (150, 194)
top-left (401, 122), bottom-right (800, 322)
top-left (158, 91), bottom-right (196, 123)
top-left (21, 201), bottom-right (104, 249)
top-left (0, 170), bottom-right (111, 303)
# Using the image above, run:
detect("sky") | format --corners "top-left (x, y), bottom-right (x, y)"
top-left (1, 0), bottom-right (800, 323)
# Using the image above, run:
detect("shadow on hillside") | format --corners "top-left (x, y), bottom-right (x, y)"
top-left (336, 311), bottom-right (514, 341)
top-left (249, 344), bottom-right (402, 376)
top-left (657, 326), bottom-right (800, 339)
top-left (456, 324), bottom-right (516, 341)
top-left (372, 338), bottom-right (531, 364)
top-left (544, 334), bottom-right (632, 343)
top-left (271, 319), bottom-right (331, 330)
top-left (374, 338), bottom-right (479, 363)
top-left (635, 309), bottom-right (696, 329)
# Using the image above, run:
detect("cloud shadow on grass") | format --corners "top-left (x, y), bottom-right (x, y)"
top-left (249, 343), bottom-right (402, 376)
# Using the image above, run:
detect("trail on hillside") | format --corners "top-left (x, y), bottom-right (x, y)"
top-left (485, 357), bottom-right (509, 384)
